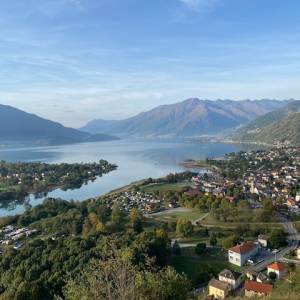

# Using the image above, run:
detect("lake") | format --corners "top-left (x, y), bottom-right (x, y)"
top-left (0, 139), bottom-right (259, 216)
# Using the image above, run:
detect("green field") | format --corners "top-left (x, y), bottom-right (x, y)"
top-left (201, 213), bottom-right (284, 229)
top-left (171, 246), bottom-right (242, 285)
top-left (150, 208), bottom-right (207, 222)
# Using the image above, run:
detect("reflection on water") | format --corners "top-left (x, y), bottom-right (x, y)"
top-left (0, 139), bottom-right (262, 217)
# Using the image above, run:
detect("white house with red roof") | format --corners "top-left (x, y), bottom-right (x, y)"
top-left (228, 242), bottom-right (259, 266)
top-left (267, 262), bottom-right (287, 279)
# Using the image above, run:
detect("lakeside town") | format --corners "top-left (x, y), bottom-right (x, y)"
top-left (93, 146), bottom-right (300, 298)
top-left (0, 146), bottom-right (300, 299)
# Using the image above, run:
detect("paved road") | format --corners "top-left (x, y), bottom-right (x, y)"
top-left (247, 219), bottom-right (299, 273)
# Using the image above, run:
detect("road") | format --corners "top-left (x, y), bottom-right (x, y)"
top-left (247, 219), bottom-right (299, 273)
top-left (192, 212), bottom-right (209, 225)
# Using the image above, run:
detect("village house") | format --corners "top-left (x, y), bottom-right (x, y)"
top-left (244, 281), bottom-right (273, 298)
top-left (267, 262), bottom-right (287, 280)
top-left (208, 278), bottom-right (231, 299)
top-left (228, 242), bottom-right (259, 267)
top-left (257, 234), bottom-right (268, 248)
top-left (184, 189), bottom-right (203, 197)
top-left (218, 269), bottom-right (242, 290)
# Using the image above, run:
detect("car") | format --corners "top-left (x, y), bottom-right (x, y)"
top-left (247, 259), bottom-right (254, 264)
top-left (272, 249), bottom-right (279, 254)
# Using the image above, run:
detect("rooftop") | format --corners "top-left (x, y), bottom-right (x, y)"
top-left (209, 278), bottom-right (231, 292)
top-left (244, 281), bottom-right (273, 295)
top-left (267, 262), bottom-right (286, 271)
top-left (219, 269), bottom-right (242, 281)
top-left (229, 241), bottom-right (257, 254)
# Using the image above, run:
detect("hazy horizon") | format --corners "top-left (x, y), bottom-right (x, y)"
top-left (1, 0), bottom-right (300, 127)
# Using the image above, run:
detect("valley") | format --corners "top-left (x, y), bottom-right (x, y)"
top-left (0, 146), bottom-right (299, 299)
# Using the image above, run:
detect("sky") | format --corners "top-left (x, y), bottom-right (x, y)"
top-left (1, 0), bottom-right (300, 127)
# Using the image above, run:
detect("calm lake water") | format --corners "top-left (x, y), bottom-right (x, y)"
top-left (0, 139), bottom-right (259, 216)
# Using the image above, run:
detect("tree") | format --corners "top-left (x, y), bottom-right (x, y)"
top-left (222, 235), bottom-right (239, 249)
top-left (172, 240), bottom-right (181, 255)
top-left (269, 229), bottom-right (288, 249)
top-left (176, 218), bottom-right (193, 237)
top-left (255, 199), bottom-right (274, 222)
top-left (63, 247), bottom-right (190, 300)
top-left (82, 217), bottom-right (92, 238)
top-left (195, 243), bottom-right (206, 256)
top-left (109, 203), bottom-right (125, 231)
top-left (88, 212), bottom-right (106, 233)
top-left (269, 271), bottom-right (277, 281)
top-left (129, 208), bottom-right (143, 233)
top-left (209, 233), bottom-right (217, 246)
top-left (64, 247), bottom-right (138, 300)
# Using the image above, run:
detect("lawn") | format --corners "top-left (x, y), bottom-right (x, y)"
top-left (150, 208), bottom-right (207, 222)
top-left (201, 213), bottom-right (284, 229)
top-left (171, 246), bottom-right (242, 285)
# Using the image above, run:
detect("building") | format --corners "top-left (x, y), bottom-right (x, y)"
top-left (218, 269), bottom-right (242, 290)
top-left (267, 262), bottom-right (287, 279)
top-left (246, 270), bottom-right (258, 281)
top-left (208, 278), bottom-right (231, 299)
top-left (184, 189), bottom-right (203, 197)
top-left (258, 234), bottom-right (268, 248)
top-left (256, 272), bottom-right (269, 283)
top-left (228, 242), bottom-right (259, 267)
top-left (244, 281), bottom-right (273, 298)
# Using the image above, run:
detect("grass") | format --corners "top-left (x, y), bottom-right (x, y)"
top-left (150, 208), bottom-right (206, 222)
top-left (201, 213), bottom-right (284, 229)
top-left (141, 182), bottom-right (192, 193)
top-left (171, 246), bottom-right (242, 285)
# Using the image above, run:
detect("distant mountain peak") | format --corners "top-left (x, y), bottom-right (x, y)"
top-left (80, 98), bottom-right (288, 138)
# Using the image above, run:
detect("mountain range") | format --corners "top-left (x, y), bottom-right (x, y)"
top-left (0, 104), bottom-right (118, 146)
top-left (231, 100), bottom-right (300, 145)
top-left (80, 98), bottom-right (287, 138)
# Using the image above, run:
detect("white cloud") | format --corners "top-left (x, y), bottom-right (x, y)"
top-left (179, 0), bottom-right (220, 11)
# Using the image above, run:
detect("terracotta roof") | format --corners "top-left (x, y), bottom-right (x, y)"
top-left (209, 278), bottom-right (231, 292)
top-left (229, 242), bottom-right (257, 254)
top-left (267, 262), bottom-right (286, 271)
top-left (244, 281), bottom-right (273, 295)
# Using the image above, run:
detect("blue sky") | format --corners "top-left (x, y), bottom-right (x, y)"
top-left (1, 0), bottom-right (300, 127)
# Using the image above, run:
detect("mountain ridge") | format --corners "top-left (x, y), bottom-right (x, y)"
top-left (0, 104), bottom-right (119, 146)
top-left (231, 100), bottom-right (300, 145)
top-left (80, 98), bottom-right (288, 138)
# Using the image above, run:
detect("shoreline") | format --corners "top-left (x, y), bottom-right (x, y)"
top-left (180, 160), bottom-right (219, 172)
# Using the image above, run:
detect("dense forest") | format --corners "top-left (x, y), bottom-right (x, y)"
top-left (0, 198), bottom-right (189, 300)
